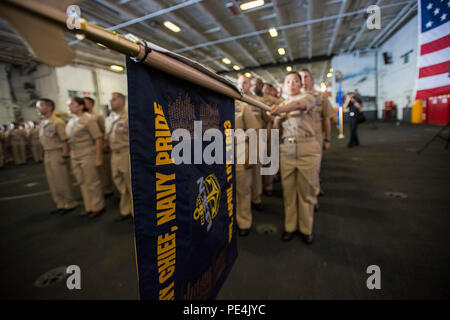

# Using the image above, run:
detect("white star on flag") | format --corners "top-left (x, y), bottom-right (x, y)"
top-left (426, 20), bottom-right (433, 28)
top-left (441, 13), bottom-right (447, 21)
top-left (427, 2), bottom-right (433, 9)
top-left (434, 8), bottom-right (440, 15)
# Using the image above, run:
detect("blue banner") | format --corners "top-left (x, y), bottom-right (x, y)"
top-left (127, 58), bottom-right (237, 300)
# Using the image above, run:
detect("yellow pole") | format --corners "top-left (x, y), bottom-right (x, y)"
top-left (411, 99), bottom-right (423, 124)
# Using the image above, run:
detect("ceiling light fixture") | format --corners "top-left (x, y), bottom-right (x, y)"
top-left (269, 27), bottom-right (278, 37)
top-left (222, 58), bottom-right (232, 64)
top-left (233, 65), bottom-right (241, 71)
top-left (286, 66), bottom-right (292, 72)
top-left (245, 72), bottom-right (252, 77)
top-left (163, 21), bottom-right (181, 32)
top-left (278, 48), bottom-right (286, 55)
top-left (240, 0), bottom-right (265, 11)
top-left (110, 65), bottom-right (124, 72)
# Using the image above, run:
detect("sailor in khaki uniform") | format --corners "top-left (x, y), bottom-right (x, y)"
top-left (271, 72), bottom-right (321, 244)
top-left (235, 75), bottom-right (261, 236)
top-left (105, 92), bottom-right (133, 221)
top-left (9, 123), bottom-right (27, 165)
top-left (0, 126), bottom-right (5, 168)
top-left (84, 97), bottom-right (114, 196)
top-left (66, 97), bottom-right (105, 218)
top-left (299, 69), bottom-right (334, 198)
top-left (36, 99), bottom-right (78, 214)
top-left (258, 82), bottom-right (285, 196)
top-left (250, 78), bottom-right (272, 209)
top-left (3, 125), bottom-right (12, 165)
top-left (28, 121), bottom-right (43, 162)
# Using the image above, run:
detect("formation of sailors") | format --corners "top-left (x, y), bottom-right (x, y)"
top-left (0, 121), bottom-right (43, 167)
top-left (235, 68), bottom-right (334, 244)
top-left (1, 94), bottom-right (133, 222)
top-left (1, 68), bottom-right (335, 242)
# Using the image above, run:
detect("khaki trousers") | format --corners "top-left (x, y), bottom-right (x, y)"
top-left (111, 149), bottom-right (132, 216)
top-left (315, 132), bottom-right (323, 196)
top-left (71, 155), bottom-right (104, 212)
top-left (98, 151), bottom-right (114, 195)
top-left (236, 164), bottom-right (253, 229)
top-left (12, 143), bottom-right (26, 165)
top-left (44, 149), bottom-right (78, 209)
top-left (31, 141), bottom-right (43, 162)
top-left (251, 163), bottom-right (263, 204)
top-left (280, 138), bottom-right (321, 235)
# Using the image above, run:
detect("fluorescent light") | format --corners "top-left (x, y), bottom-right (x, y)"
top-left (163, 21), bottom-right (181, 32)
top-left (278, 48), bottom-right (286, 55)
top-left (286, 66), bottom-right (292, 72)
top-left (269, 27), bottom-right (278, 37)
top-left (233, 65), bottom-right (241, 71)
top-left (327, 72), bottom-right (333, 78)
top-left (240, 0), bottom-right (265, 11)
top-left (222, 58), bottom-right (232, 64)
top-left (110, 65), bottom-right (124, 72)
top-left (97, 43), bottom-right (106, 48)
top-left (245, 72), bottom-right (252, 78)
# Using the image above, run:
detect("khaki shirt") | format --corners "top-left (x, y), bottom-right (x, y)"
top-left (235, 101), bottom-right (260, 164)
top-left (252, 94), bottom-right (284, 127)
top-left (308, 90), bottom-right (334, 136)
top-left (29, 127), bottom-right (40, 143)
top-left (9, 129), bottom-right (27, 144)
top-left (105, 110), bottom-right (129, 152)
top-left (280, 93), bottom-right (316, 140)
top-left (66, 113), bottom-right (102, 158)
top-left (235, 100), bottom-right (261, 131)
top-left (39, 115), bottom-right (68, 151)
top-left (89, 111), bottom-right (106, 134)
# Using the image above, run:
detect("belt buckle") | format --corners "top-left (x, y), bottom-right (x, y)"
top-left (287, 137), bottom-right (296, 144)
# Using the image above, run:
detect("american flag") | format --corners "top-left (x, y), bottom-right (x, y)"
top-left (416, 0), bottom-right (450, 99)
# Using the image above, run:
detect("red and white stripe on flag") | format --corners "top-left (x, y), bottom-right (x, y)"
top-left (416, 0), bottom-right (450, 99)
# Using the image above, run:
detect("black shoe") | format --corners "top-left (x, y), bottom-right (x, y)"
top-left (115, 214), bottom-right (132, 222)
top-left (50, 208), bottom-right (64, 215)
top-left (60, 205), bottom-right (78, 215)
top-left (252, 202), bottom-right (263, 211)
top-left (318, 189), bottom-right (325, 197)
top-left (281, 231), bottom-right (295, 242)
top-left (238, 228), bottom-right (250, 237)
top-left (314, 203), bottom-right (319, 212)
top-left (300, 233), bottom-right (314, 245)
top-left (88, 207), bottom-right (105, 219)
